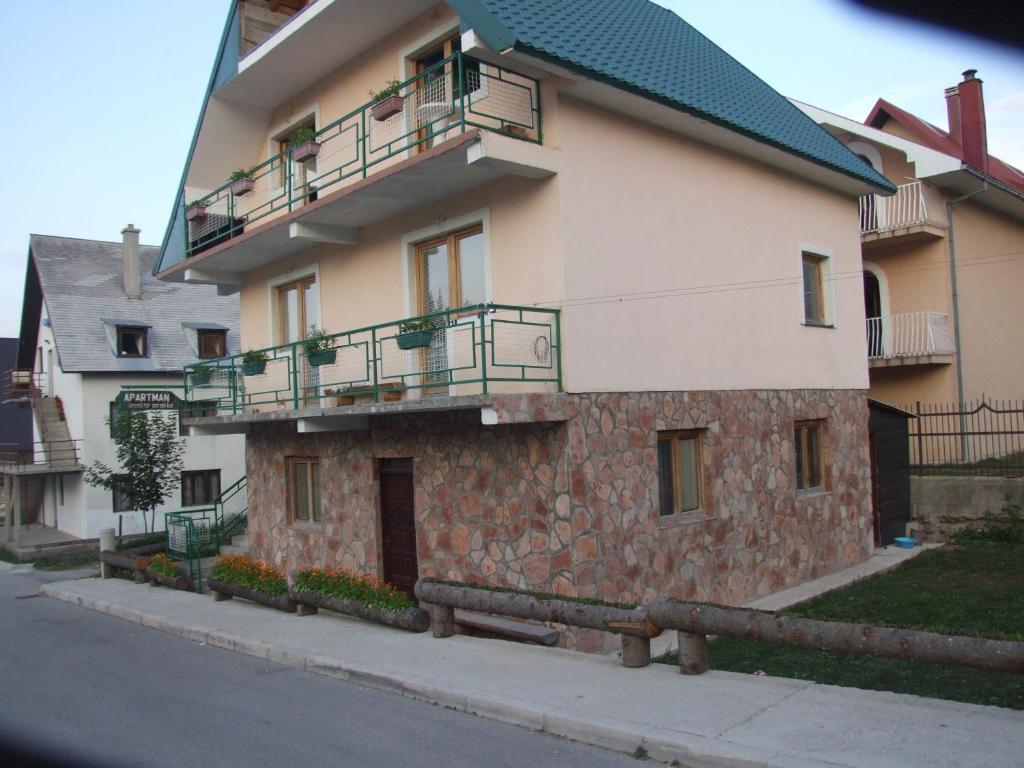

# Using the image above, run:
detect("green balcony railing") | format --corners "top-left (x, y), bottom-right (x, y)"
top-left (183, 304), bottom-right (561, 416)
top-left (185, 52), bottom-right (542, 258)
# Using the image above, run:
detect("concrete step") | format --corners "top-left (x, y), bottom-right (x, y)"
top-left (219, 544), bottom-right (250, 556)
top-left (230, 534), bottom-right (248, 548)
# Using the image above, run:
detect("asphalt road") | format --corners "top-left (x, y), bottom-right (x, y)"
top-left (0, 568), bottom-right (642, 768)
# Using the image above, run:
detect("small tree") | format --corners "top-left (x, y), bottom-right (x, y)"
top-left (85, 410), bottom-right (186, 533)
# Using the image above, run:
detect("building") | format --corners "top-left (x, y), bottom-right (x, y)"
top-left (156, 0), bottom-right (893, 650)
top-left (797, 71), bottom-right (1024, 411)
top-left (2, 229), bottom-right (246, 542)
top-left (0, 338), bottom-right (34, 525)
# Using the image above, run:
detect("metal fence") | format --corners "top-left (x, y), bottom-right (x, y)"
top-left (907, 398), bottom-right (1024, 476)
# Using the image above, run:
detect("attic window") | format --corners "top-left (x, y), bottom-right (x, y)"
top-left (198, 329), bottom-right (227, 359)
top-left (117, 326), bottom-right (148, 358)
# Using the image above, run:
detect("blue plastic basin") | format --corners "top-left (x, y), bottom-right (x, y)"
top-left (894, 536), bottom-right (918, 549)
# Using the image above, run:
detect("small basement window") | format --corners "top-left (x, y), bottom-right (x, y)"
top-left (657, 430), bottom-right (704, 517)
top-left (198, 329), bottom-right (227, 359)
top-left (117, 326), bottom-right (148, 357)
top-left (795, 420), bottom-right (825, 491)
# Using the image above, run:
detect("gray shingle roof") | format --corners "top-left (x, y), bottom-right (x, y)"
top-left (29, 235), bottom-right (239, 373)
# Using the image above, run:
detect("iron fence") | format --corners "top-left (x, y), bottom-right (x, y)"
top-left (907, 398), bottom-right (1024, 476)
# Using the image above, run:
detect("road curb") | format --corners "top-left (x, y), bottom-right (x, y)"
top-left (40, 582), bottom-right (837, 768)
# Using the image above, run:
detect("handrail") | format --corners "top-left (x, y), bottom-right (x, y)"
top-left (866, 311), bottom-right (955, 359)
top-left (0, 438), bottom-right (82, 468)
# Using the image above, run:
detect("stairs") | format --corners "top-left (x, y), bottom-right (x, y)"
top-left (219, 533), bottom-right (250, 557)
top-left (33, 394), bottom-right (78, 468)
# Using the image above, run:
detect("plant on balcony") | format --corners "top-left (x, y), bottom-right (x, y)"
top-left (185, 199), bottom-right (209, 222)
top-left (396, 319), bottom-right (434, 350)
top-left (229, 167), bottom-right (256, 197)
top-left (241, 348), bottom-right (269, 376)
top-left (302, 326), bottom-right (336, 366)
top-left (288, 126), bottom-right (321, 163)
top-left (369, 79), bottom-right (405, 122)
top-left (190, 363), bottom-right (214, 387)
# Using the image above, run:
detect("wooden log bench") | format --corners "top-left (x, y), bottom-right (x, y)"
top-left (454, 610), bottom-right (560, 646)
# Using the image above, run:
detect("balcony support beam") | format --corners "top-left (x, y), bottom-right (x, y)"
top-left (183, 268), bottom-right (243, 289)
top-left (288, 222), bottom-right (359, 246)
top-left (297, 415), bottom-right (370, 433)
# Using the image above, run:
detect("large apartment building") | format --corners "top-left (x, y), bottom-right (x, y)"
top-left (156, 0), bottom-right (893, 650)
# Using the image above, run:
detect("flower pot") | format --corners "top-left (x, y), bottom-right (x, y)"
top-left (396, 329), bottom-right (434, 350)
top-left (191, 372), bottom-right (212, 386)
top-left (146, 567), bottom-right (190, 591)
top-left (207, 577), bottom-right (297, 612)
top-left (291, 141), bottom-right (321, 163)
top-left (307, 349), bottom-right (337, 367)
top-left (185, 205), bottom-right (207, 222)
top-left (231, 177), bottom-right (255, 196)
top-left (242, 361), bottom-right (266, 376)
top-left (290, 589), bottom-right (430, 632)
top-left (371, 94), bottom-right (405, 122)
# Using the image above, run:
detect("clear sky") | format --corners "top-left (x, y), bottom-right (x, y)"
top-left (0, 0), bottom-right (1021, 338)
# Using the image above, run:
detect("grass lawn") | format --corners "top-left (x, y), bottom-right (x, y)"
top-left (33, 551), bottom-right (100, 571)
top-left (657, 540), bottom-right (1024, 710)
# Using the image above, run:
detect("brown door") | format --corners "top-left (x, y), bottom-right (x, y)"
top-left (379, 458), bottom-right (418, 597)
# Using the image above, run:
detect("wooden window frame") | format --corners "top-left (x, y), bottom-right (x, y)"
top-left (197, 330), bottom-right (227, 359)
top-left (414, 224), bottom-right (485, 314)
top-left (276, 276), bottom-right (317, 344)
top-left (794, 420), bottom-right (825, 492)
top-left (181, 469), bottom-right (222, 507)
top-left (801, 252), bottom-right (828, 327)
top-left (657, 430), bottom-right (704, 518)
top-left (287, 456), bottom-right (321, 524)
top-left (116, 326), bottom-right (148, 358)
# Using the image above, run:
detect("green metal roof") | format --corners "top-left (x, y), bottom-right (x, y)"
top-left (450, 0), bottom-right (895, 193)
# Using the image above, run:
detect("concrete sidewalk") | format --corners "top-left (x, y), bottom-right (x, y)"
top-left (42, 577), bottom-right (1022, 768)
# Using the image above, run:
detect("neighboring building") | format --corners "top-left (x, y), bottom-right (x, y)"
top-left (0, 338), bottom-right (34, 524)
top-left (797, 70), bottom-right (1024, 412)
top-left (156, 0), bottom-right (893, 650)
top-left (2, 229), bottom-right (246, 540)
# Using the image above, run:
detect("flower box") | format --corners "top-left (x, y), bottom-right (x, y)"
top-left (242, 361), bottom-right (266, 376)
top-left (290, 589), bottom-right (430, 632)
top-left (291, 141), bottom-right (321, 163)
top-left (371, 95), bottom-right (405, 122)
top-left (230, 177), bottom-right (255, 196)
top-left (145, 567), bottom-right (190, 591)
top-left (396, 329), bottom-right (434, 350)
top-left (185, 204), bottom-right (207, 222)
top-left (206, 576), bottom-right (297, 613)
top-left (307, 349), bottom-right (337, 367)
top-left (191, 372), bottom-right (212, 386)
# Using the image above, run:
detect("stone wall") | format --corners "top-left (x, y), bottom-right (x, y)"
top-left (246, 389), bottom-right (873, 651)
top-left (911, 476), bottom-right (1024, 542)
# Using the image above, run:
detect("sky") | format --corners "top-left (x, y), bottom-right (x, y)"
top-left (0, 0), bottom-right (1021, 338)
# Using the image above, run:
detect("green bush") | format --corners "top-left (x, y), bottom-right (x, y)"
top-left (952, 502), bottom-right (1024, 545)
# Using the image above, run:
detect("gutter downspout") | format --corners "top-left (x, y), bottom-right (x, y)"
top-left (946, 177), bottom-right (987, 458)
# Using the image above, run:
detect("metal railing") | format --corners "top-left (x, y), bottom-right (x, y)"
top-left (1, 369), bottom-right (35, 401)
top-left (0, 439), bottom-right (81, 471)
top-left (182, 304), bottom-right (561, 416)
top-left (866, 311), bottom-right (955, 360)
top-left (186, 52), bottom-right (541, 257)
top-left (860, 181), bottom-right (947, 235)
top-left (165, 476), bottom-right (247, 592)
top-left (907, 398), bottom-right (1024, 475)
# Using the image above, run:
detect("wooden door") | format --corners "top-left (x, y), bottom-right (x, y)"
top-left (278, 277), bottom-right (319, 401)
top-left (379, 458), bottom-right (418, 597)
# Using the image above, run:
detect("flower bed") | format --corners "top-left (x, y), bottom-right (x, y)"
top-left (145, 553), bottom-right (189, 590)
top-left (208, 555), bottom-right (295, 612)
top-left (291, 568), bottom-right (429, 632)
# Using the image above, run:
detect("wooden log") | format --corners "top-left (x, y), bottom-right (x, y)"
top-left (213, 590), bottom-right (232, 602)
top-left (99, 550), bottom-right (149, 582)
top-left (676, 631), bottom-right (709, 675)
top-left (415, 580), bottom-right (658, 638)
top-left (431, 604), bottom-right (456, 638)
top-left (144, 568), bottom-right (190, 591)
top-left (206, 577), bottom-right (296, 613)
top-left (621, 635), bottom-right (651, 668)
top-left (296, 602), bottom-right (319, 617)
top-left (290, 590), bottom-right (430, 632)
top-left (647, 599), bottom-right (1024, 674)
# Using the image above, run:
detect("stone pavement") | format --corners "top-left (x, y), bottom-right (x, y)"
top-left (41, 577), bottom-right (1023, 768)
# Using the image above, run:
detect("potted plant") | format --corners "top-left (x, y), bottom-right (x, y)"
top-left (288, 126), bottom-right (321, 164)
top-left (229, 168), bottom-right (256, 196)
top-left (369, 79), bottom-right (405, 122)
top-left (241, 348), bottom-right (269, 376)
top-left (396, 319), bottom-right (434, 350)
top-left (303, 327), bottom-right (336, 366)
top-left (190, 363), bottom-right (214, 387)
top-left (185, 199), bottom-right (209, 222)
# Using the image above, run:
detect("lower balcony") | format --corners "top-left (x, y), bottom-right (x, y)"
top-left (182, 304), bottom-right (563, 434)
top-left (867, 311), bottom-right (955, 368)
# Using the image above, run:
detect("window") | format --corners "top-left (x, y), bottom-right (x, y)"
top-left (801, 253), bottom-right (828, 326)
top-left (108, 401), bottom-right (128, 437)
top-left (288, 457), bottom-right (321, 523)
top-left (117, 326), bottom-right (148, 357)
top-left (274, 115), bottom-right (316, 199)
top-left (657, 431), bottom-right (703, 517)
top-left (112, 474), bottom-right (132, 513)
top-left (197, 330), bottom-right (227, 359)
top-left (181, 470), bottom-right (221, 507)
top-left (794, 421), bottom-right (824, 491)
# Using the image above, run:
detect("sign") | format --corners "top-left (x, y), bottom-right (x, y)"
top-left (116, 390), bottom-right (180, 410)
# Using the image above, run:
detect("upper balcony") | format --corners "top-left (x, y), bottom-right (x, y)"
top-left (180, 303), bottom-right (563, 434)
top-left (166, 52), bottom-right (553, 287)
top-left (859, 181), bottom-right (947, 248)
top-left (866, 311), bottom-right (955, 368)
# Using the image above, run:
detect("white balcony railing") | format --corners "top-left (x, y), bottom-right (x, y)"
top-left (866, 311), bottom-right (956, 360)
top-left (860, 181), bottom-right (947, 235)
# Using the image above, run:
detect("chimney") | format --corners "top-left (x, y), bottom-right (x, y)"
top-left (957, 69), bottom-right (988, 174)
top-left (944, 85), bottom-right (961, 145)
top-left (121, 224), bottom-right (141, 299)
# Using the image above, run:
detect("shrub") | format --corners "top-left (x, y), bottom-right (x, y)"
top-left (952, 502), bottom-right (1024, 545)
top-left (293, 567), bottom-right (413, 612)
top-left (148, 553), bottom-right (179, 578)
top-left (229, 167), bottom-right (255, 182)
top-left (302, 326), bottom-right (335, 357)
top-left (241, 348), bottom-right (269, 365)
top-left (368, 79), bottom-right (403, 103)
top-left (211, 554), bottom-right (287, 595)
top-left (287, 126), bottom-right (317, 147)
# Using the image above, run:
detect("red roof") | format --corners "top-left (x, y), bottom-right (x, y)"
top-left (865, 98), bottom-right (1024, 195)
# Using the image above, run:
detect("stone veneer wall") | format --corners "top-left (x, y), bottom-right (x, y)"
top-left (246, 389), bottom-right (873, 651)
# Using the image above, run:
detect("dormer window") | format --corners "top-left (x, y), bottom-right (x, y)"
top-left (117, 326), bottom-right (148, 357)
top-left (198, 329), bottom-right (227, 359)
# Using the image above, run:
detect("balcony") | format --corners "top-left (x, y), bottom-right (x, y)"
top-left (866, 311), bottom-right (956, 368)
top-left (170, 52), bottom-right (553, 285)
top-left (0, 439), bottom-right (82, 476)
top-left (859, 181), bottom-right (947, 247)
top-left (182, 304), bottom-right (562, 434)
